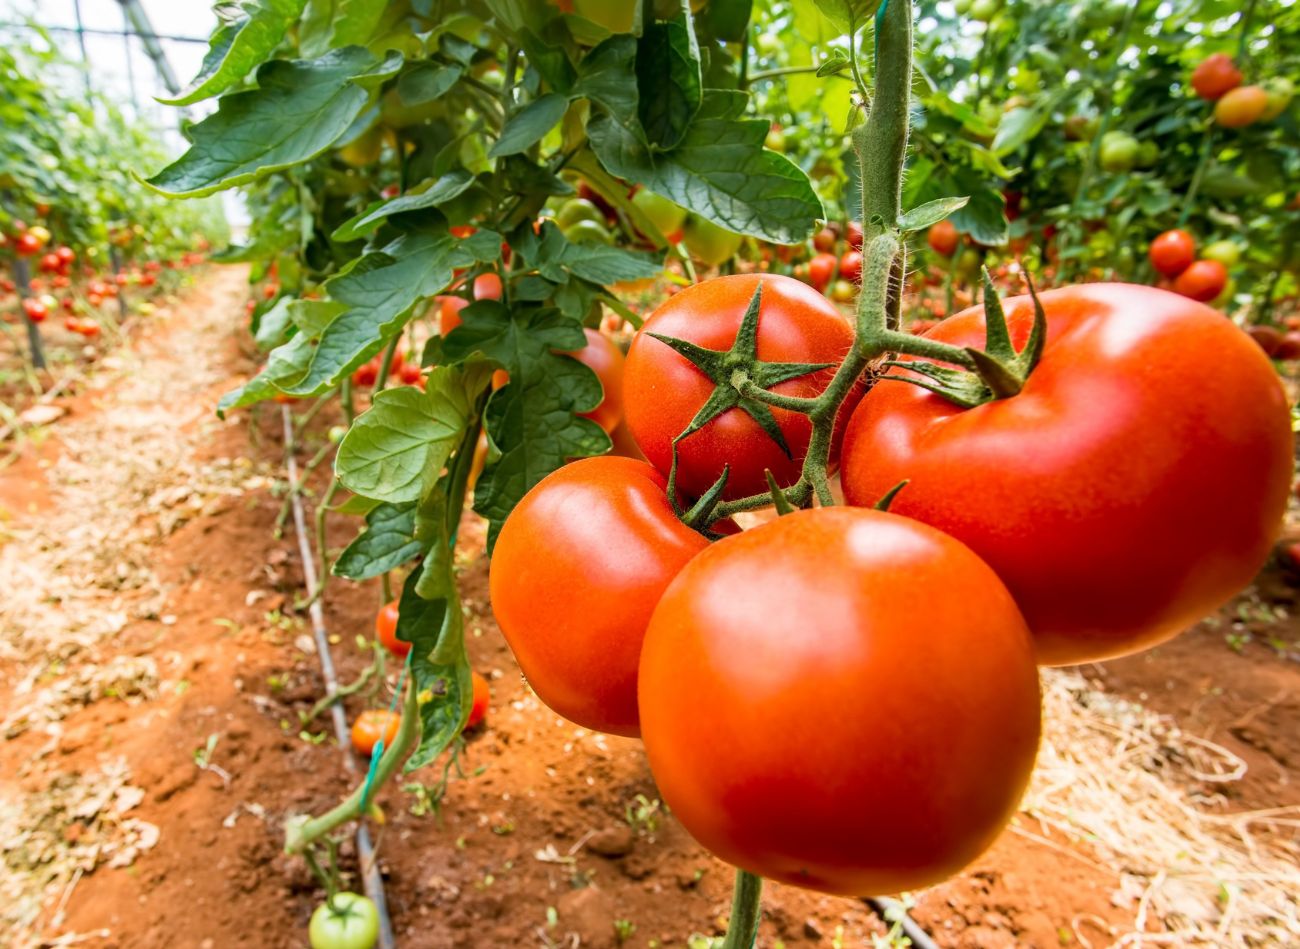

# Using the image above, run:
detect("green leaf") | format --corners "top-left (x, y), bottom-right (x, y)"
top-left (145, 47), bottom-right (379, 197)
top-left (488, 93), bottom-right (569, 158)
top-left (588, 91), bottom-right (823, 243)
top-left (330, 169), bottom-right (475, 241)
top-left (326, 0), bottom-right (388, 48)
top-left (333, 502), bottom-right (423, 580)
top-left (395, 62), bottom-right (462, 106)
top-left (283, 231), bottom-right (501, 396)
top-left (521, 221), bottom-right (662, 284)
top-left (159, 0), bottom-right (307, 106)
top-left (443, 303), bottom-right (610, 547)
top-left (335, 376), bottom-right (470, 504)
top-left (572, 37), bottom-right (639, 124)
top-left (399, 568), bottom-right (471, 773)
top-left (253, 296), bottom-right (295, 350)
top-left (636, 19), bottom-right (702, 150)
top-left (699, 0), bottom-right (753, 41)
top-left (813, 0), bottom-right (881, 32)
top-left (899, 197), bottom-right (969, 232)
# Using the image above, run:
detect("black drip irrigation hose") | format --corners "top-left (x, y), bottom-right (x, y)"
top-left (281, 406), bottom-right (396, 949)
top-left (866, 896), bottom-right (941, 949)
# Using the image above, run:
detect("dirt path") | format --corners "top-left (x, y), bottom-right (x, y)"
top-left (1, 269), bottom-right (1297, 949)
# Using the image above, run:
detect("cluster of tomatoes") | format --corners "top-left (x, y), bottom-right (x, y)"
top-left (484, 268), bottom-right (1291, 897)
top-left (348, 602), bottom-right (491, 758)
top-left (1147, 228), bottom-right (1235, 303)
top-left (1191, 52), bottom-right (1293, 129)
top-left (789, 223), bottom-right (864, 303)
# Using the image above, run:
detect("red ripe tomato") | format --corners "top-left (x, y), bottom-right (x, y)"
top-left (473, 272), bottom-right (502, 300)
top-left (88, 292), bottom-right (104, 307)
top-left (1247, 324), bottom-right (1282, 356)
top-left (439, 295), bottom-right (468, 334)
top-left (351, 360), bottom-right (379, 387)
top-left (623, 273), bottom-right (860, 501)
top-left (375, 601), bottom-right (407, 657)
top-left (22, 298), bottom-right (48, 322)
top-left (15, 233), bottom-right (41, 256)
top-left (1275, 332), bottom-right (1300, 361)
top-left (812, 227), bottom-right (836, 253)
top-left (807, 252), bottom-right (837, 292)
top-left (845, 221), bottom-right (864, 251)
top-left (140, 273), bottom-right (156, 287)
top-left (1172, 259), bottom-right (1228, 302)
top-left (76, 318), bottom-right (100, 338)
top-left (64, 316), bottom-right (79, 332)
top-left (38, 253), bottom-right (61, 274)
top-left (1191, 52), bottom-right (1243, 101)
top-left (927, 220), bottom-right (959, 256)
top-left (381, 184), bottom-right (400, 200)
top-left (53, 245), bottom-right (73, 265)
top-left (399, 362), bottom-right (424, 385)
top-left (465, 671), bottom-right (490, 730)
top-left (350, 710), bottom-right (400, 756)
top-left (1148, 229), bottom-right (1195, 277)
top-left (489, 456), bottom-right (712, 736)
top-left (838, 250), bottom-right (863, 283)
top-left (638, 507), bottom-right (1041, 896)
top-left (840, 283), bottom-right (1292, 665)
top-left (1214, 85), bottom-right (1269, 128)
top-left (567, 328), bottom-right (625, 434)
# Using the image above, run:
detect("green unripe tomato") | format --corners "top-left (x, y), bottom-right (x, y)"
top-left (632, 189), bottom-right (687, 239)
top-left (1012, 68), bottom-right (1041, 95)
top-left (754, 32), bottom-right (781, 56)
top-left (309, 893), bottom-right (379, 949)
top-left (955, 248), bottom-right (982, 283)
top-left (681, 216), bottom-right (743, 266)
top-left (563, 219), bottom-right (615, 245)
top-left (953, 0), bottom-right (973, 14)
top-left (1133, 141), bottom-right (1158, 169)
top-left (1202, 240), bottom-right (1242, 267)
top-left (379, 88), bottom-right (441, 129)
top-left (1098, 131), bottom-right (1139, 173)
top-left (328, 425), bottom-right (348, 444)
top-left (556, 198), bottom-right (608, 230)
top-left (338, 126), bottom-right (386, 168)
top-left (1261, 78), bottom-right (1294, 121)
top-left (970, 0), bottom-right (1001, 23)
top-left (765, 126), bottom-right (786, 152)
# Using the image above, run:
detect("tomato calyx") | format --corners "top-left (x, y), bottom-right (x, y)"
top-left (648, 283), bottom-right (836, 467)
top-left (884, 270), bottom-right (1047, 408)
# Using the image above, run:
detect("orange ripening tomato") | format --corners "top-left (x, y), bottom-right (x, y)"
top-left (927, 219), bottom-right (959, 256)
top-left (638, 507), bottom-right (1041, 896)
top-left (623, 273), bottom-right (860, 501)
top-left (465, 671), bottom-right (490, 730)
top-left (375, 601), bottom-right (407, 657)
top-left (1214, 85), bottom-right (1269, 128)
top-left (840, 283), bottom-right (1293, 665)
top-left (1148, 229), bottom-right (1195, 277)
top-left (351, 710), bottom-right (400, 756)
top-left (439, 295), bottom-right (468, 334)
top-left (489, 457), bottom-right (712, 736)
top-left (473, 272), bottom-right (502, 300)
top-left (1190, 52), bottom-right (1243, 100)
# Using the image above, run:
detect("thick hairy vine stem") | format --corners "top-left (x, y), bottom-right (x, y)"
top-left (719, 870), bottom-right (764, 949)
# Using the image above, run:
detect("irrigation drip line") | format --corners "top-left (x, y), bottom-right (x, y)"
top-left (281, 406), bottom-right (396, 949)
top-left (866, 897), bottom-right (941, 949)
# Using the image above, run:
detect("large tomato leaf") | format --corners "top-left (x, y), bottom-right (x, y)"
top-left (489, 93), bottom-right (570, 158)
top-left (636, 16), bottom-right (703, 150)
top-left (330, 169), bottom-right (476, 241)
top-left (441, 302), bottom-right (610, 547)
top-left (145, 48), bottom-right (392, 197)
top-left (335, 379), bottom-right (471, 504)
top-left (588, 90), bottom-right (823, 243)
top-left (159, 0), bottom-right (306, 106)
top-left (333, 502), bottom-right (422, 581)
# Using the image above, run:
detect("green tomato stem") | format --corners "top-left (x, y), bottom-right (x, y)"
top-left (719, 869), bottom-right (763, 949)
top-left (285, 677), bottom-right (421, 855)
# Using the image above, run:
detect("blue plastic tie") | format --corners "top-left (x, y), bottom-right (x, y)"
top-left (358, 650), bottom-right (410, 813)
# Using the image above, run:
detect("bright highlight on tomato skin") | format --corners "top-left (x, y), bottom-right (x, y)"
top-left (840, 283), bottom-right (1294, 666)
top-left (637, 507), bottom-right (1042, 897)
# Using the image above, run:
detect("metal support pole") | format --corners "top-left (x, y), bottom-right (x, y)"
top-left (14, 259), bottom-right (46, 370)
